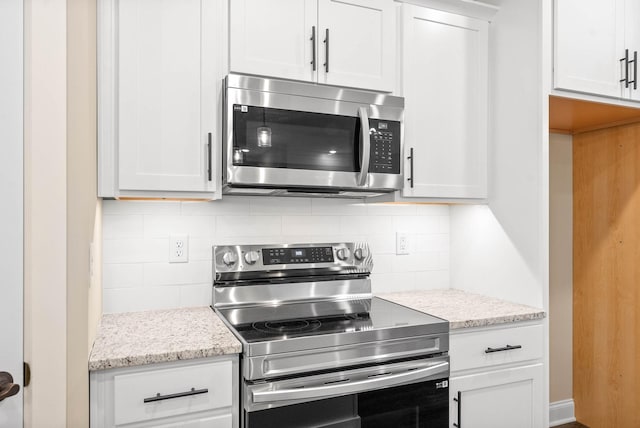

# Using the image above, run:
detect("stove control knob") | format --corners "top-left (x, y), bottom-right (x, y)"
top-left (354, 247), bottom-right (369, 261)
top-left (244, 250), bottom-right (260, 265)
top-left (336, 248), bottom-right (351, 261)
top-left (222, 251), bottom-right (238, 266)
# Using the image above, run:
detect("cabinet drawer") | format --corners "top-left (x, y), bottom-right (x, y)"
top-left (114, 360), bottom-right (232, 426)
top-left (450, 324), bottom-right (543, 372)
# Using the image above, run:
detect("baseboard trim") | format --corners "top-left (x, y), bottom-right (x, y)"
top-left (549, 399), bottom-right (576, 427)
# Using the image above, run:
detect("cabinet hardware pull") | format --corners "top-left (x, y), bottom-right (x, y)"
top-left (631, 50), bottom-right (638, 90)
top-left (143, 387), bottom-right (208, 403)
top-left (453, 391), bottom-right (462, 427)
top-left (620, 49), bottom-right (630, 88)
top-left (323, 28), bottom-right (329, 73)
top-left (485, 344), bottom-right (522, 353)
top-left (207, 132), bottom-right (212, 182)
top-left (310, 26), bottom-right (316, 71)
top-left (407, 147), bottom-right (414, 188)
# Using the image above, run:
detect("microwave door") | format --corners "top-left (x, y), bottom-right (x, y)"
top-left (356, 106), bottom-right (371, 188)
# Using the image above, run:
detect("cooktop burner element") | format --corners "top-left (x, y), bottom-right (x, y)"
top-left (252, 319), bottom-right (322, 334)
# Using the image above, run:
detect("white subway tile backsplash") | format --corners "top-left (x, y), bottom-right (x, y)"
top-left (181, 197), bottom-right (251, 216)
top-left (103, 239), bottom-right (168, 264)
top-left (103, 286), bottom-right (181, 313)
top-left (143, 261), bottom-right (211, 286)
top-left (416, 204), bottom-right (450, 216)
top-left (179, 284), bottom-right (212, 307)
top-left (282, 216), bottom-right (336, 236)
top-left (103, 264), bottom-right (144, 289)
top-left (339, 216), bottom-right (393, 235)
top-left (144, 215), bottom-right (215, 238)
top-left (249, 197), bottom-right (311, 215)
top-left (103, 215), bottom-right (144, 239)
top-left (366, 202), bottom-right (418, 216)
top-left (217, 215), bottom-right (282, 236)
top-left (311, 199), bottom-right (367, 216)
top-left (102, 197), bottom-right (451, 313)
top-left (103, 200), bottom-right (181, 216)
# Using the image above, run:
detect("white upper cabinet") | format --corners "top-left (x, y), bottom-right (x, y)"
top-left (401, 5), bottom-right (488, 199)
top-left (554, 0), bottom-right (640, 101)
top-left (229, 0), bottom-right (396, 92)
top-left (98, 0), bottom-right (224, 199)
top-left (229, 0), bottom-right (317, 83)
top-left (554, 0), bottom-right (626, 98)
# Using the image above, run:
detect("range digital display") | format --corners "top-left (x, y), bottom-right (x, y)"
top-left (263, 247), bottom-right (334, 265)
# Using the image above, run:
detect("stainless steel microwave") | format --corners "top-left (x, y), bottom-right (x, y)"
top-left (223, 74), bottom-right (404, 198)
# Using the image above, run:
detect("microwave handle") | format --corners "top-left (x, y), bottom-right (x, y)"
top-left (357, 107), bottom-right (371, 187)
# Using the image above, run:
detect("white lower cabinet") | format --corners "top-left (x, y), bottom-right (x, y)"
top-left (448, 323), bottom-right (544, 428)
top-left (90, 356), bottom-right (239, 428)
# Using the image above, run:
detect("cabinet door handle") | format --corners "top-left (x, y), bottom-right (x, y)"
top-left (207, 132), bottom-right (212, 182)
top-left (143, 387), bottom-right (208, 403)
top-left (407, 147), bottom-right (414, 188)
top-left (310, 26), bottom-right (316, 71)
top-left (323, 28), bottom-right (329, 73)
top-left (485, 344), bottom-right (522, 354)
top-left (453, 391), bottom-right (462, 427)
top-left (620, 49), bottom-right (630, 88)
top-left (631, 50), bottom-right (638, 90)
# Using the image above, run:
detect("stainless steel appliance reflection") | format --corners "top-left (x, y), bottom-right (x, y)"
top-left (213, 242), bottom-right (449, 428)
top-left (223, 75), bottom-right (404, 198)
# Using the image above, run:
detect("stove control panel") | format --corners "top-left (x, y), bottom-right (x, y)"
top-left (263, 246), bottom-right (334, 265)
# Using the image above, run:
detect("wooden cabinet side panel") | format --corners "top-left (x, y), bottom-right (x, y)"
top-left (573, 123), bottom-right (640, 428)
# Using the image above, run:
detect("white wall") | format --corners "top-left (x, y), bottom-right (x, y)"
top-left (549, 133), bottom-right (573, 402)
top-left (450, 0), bottom-right (546, 309)
top-left (0, 0), bottom-right (24, 425)
top-left (102, 198), bottom-right (451, 313)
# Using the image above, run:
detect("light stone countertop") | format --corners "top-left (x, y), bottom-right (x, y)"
top-left (378, 289), bottom-right (545, 329)
top-left (89, 306), bottom-right (241, 371)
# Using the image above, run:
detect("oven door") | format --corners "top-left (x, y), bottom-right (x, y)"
top-left (243, 356), bottom-right (449, 428)
top-left (225, 85), bottom-right (403, 193)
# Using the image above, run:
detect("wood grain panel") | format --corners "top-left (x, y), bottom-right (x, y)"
top-left (550, 95), bottom-right (640, 135)
top-left (574, 123), bottom-right (640, 428)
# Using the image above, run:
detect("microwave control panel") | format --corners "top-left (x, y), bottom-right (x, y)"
top-left (369, 119), bottom-right (401, 174)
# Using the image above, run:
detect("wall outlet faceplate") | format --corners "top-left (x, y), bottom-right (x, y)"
top-left (169, 234), bottom-right (189, 263)
top-left (396, 232), bottom-right (410, 255)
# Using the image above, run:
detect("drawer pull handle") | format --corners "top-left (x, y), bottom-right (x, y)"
top-left (143, 387), bottom-right (208, 403)
top-left (485, 344), bottom-right (522, 354)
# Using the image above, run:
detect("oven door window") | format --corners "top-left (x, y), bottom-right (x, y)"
top-left (244, 379), bottom-right (449, 428)
top-left (232, 105), bottom-right (360, 172)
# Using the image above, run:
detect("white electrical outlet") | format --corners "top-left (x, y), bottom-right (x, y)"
top-left (169, 234), bottom-right (189, 263)
top-left (396, 232), bottom-right (410, 255)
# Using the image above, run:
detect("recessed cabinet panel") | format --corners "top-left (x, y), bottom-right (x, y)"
top-left (554, 0), bottom-right (625, 98)
top-left (318, 0), bottom-right (395, 92)
top-left (401, 6), bottom-right (487, 198)
top-left (116, 0), bottom-right (217, 193)
top-left (450, 364), bottom-right (542, 428)
top-left (229, 0), bottom-right (317, 83)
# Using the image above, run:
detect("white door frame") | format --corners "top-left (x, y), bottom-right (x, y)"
top-left (0, 0), bottom-right (24, 426)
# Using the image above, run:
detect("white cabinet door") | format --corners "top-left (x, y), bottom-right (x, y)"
top-left (117, 0), bottom-right (218, 193)
top-left (401, 6), bottom-right (488, 199)
top-left (625, 0), bottom-right (640, 100)
top-left (317, 0), bottom-right (395, 92)
top-left (229, 0), bottom-right (317, 82)
top-left (450, 364), bottom-right (543, 428)
top-left (554, 0), bottom-right (625, 98)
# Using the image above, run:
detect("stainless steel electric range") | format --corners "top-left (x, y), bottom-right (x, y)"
top-left (213, 242), bottom-right (449, 428)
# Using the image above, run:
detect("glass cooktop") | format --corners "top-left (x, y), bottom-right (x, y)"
top-left (216, 297), bottom-right (448, 356)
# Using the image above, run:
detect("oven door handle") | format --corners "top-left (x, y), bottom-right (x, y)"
top-left (357, 106), bottom-right (371, 187)
top-left (251, 360), bottom-right (448, 403)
